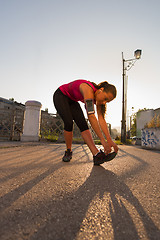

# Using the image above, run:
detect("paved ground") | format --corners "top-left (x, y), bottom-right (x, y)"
top-left (0, 142), bottom-right (160, 240)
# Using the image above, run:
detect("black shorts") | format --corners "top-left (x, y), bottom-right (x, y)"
top-left (53, 88), bottom-right (89, 132)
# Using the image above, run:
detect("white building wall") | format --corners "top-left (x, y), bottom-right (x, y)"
top-left (136, 109), bottom-right (154, 138)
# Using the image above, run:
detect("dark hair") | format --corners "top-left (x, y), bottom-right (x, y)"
top-left (91, 81), bottom-right (117, 98)
top-left (91, 81), bottom-right (117, 118)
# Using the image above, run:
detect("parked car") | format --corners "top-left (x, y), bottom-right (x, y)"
top-left (131, 136), bottom-right (137, 140)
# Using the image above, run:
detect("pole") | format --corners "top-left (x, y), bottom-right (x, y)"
top-left (121, 50), bottom-right (142, 143)
top-left (121, 52), bottom-right (126, 143)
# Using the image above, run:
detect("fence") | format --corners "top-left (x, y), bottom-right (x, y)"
top-left (0, 108), bottom-right (100, 142)
top-left (0, 108), bottom-right (24, 141)
top-left (40, 111), bottom-right (99, 142)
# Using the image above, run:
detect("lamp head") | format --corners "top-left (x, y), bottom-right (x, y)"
top-left (134, 49), bottom-right (142, 59)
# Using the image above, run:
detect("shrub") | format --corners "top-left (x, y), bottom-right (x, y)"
top-left (145, 115), bottom-right (160, 128)
top-left (115, 136), bottom-right (120, 141)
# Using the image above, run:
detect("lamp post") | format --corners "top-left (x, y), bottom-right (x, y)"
top-left (121, 49), bottom-right (142, 143)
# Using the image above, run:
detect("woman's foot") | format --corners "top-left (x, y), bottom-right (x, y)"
top-left (93, 150), bottom-right (106, 165)
top-left (93, 150), bottom-right (117, 165)
top-left (62, 149), bottom-right (72, 162)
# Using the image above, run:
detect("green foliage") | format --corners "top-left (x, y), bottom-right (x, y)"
top-left (126, 139), bottom-right (133, 145)
top-left (137, 108), bottom-right (149, 112)
top-left (95, 139), bottom-right (124, 145)
top-left (145, 115), bottom-right (160, 128)
top-left (43, 134), bottom-right (58, 142)
top-left (115, 136), bottom-right (120, 141)
top-left (94, 140), bottom-right (101, 145)
top-left (130, 113), bottom-right (136, 137)
top-left (114, 140), bottom-right (123, 145)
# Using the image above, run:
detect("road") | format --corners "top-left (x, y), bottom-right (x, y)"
top-left (0, 142), bottom-right (159, 240)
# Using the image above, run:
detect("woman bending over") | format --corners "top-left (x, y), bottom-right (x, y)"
top-left (53, 79), bottom-right (118, 165)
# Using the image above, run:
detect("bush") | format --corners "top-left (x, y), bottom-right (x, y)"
top-left (44, 134), bottom-right (58, 142)
top-left (115, 136), bottom-right (120, 141)
top-left (145, 115), bottom-right (160, 128)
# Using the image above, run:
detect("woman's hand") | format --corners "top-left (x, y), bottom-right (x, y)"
top-left (109, 140), bottom-right (119, 153)
top-left (101, 139), bottom-right (111, 154)
top-left (101, 139), bottom-right (118, 154)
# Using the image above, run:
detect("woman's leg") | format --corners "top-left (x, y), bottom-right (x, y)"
top-left (70, 101), bottom-right (99, 156)
top-left (81, 129), bottom-right (99, 156)
top-left (64, 130), bottom-right (73, 150)
top-left (53, 89), bottom-right (74, 151)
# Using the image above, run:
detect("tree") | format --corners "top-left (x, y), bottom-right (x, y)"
top-left (130, 113), bottom-right (136, 137)
top-left (130, 108), bottom-right (149, 137)
top-left (111, 128), bottom-right (119, 139)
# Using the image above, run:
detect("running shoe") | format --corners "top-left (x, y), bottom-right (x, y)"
top-left (62, 149), bottom-right (72, 162)
top-left (93, 150), bottom-right (106, 165)
top-left (93, 150), bottom-right (117, 166)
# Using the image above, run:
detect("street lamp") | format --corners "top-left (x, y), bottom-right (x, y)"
top-left (134, 49), bottom-right (142, 59)
top-left (121, 49), bottom-right (142, 143)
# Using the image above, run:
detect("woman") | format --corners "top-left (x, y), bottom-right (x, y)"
top-left (53, 79), bottom-right (118, 165)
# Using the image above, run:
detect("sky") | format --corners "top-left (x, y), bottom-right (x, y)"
top-left (0, 0), bottom-right (160, 130)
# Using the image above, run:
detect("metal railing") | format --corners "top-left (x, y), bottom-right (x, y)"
top-left (0, 108), bottom-right (24, 141)
top-left (0, 108), bottom-right (103, 142)
top-left (40, 111), bottom-right (98, 142)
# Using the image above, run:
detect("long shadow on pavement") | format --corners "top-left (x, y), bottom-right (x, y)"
top-left (0, 145), bottom-right (159, 239)
top-left (0, 145), bottom-right (62, 184)
top-left (30, 166), bottom-right (159, 240)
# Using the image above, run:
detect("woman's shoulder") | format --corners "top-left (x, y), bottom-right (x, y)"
top-left (79, 80), bottom-right (97, 92)
top-left (79, 81), bottom-right (94, 91)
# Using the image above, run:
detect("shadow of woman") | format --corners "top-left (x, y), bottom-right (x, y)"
top-left (31, 166), bottom-right (159, 240)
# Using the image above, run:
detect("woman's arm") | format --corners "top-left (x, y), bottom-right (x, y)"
top-left (97, 104), bottom-right (112, 142)
top-left (97, 104), bottom-right (118, 153)
top-left (80, 83), bottom-right (105, 141)
top-left (80, 83), bottom-right (110, 152)
top-left (87, 114), bottom-right (106, 143)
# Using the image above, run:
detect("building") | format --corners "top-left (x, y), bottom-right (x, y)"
top-left (0, 97), bottom-right (25, 110)
top-left (0, 97), bottom-right (25, 140)
top-left (136, 108), bottom-right (160, 144)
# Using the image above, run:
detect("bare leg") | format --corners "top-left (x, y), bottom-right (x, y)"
top-left (81, 129), bottom-right (99, 156)
top-left (64, 130), bottom-right (73, 150)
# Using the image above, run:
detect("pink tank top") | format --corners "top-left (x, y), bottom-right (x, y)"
top-left (59, 79), bottom-right (97, 103)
